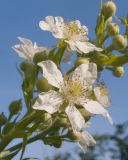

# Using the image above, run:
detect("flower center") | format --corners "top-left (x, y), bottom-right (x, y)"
top-left (60, 77), bottom-right (86, 104)
top-left (69, 82), bottom-right (83, 97)
top-left (63, 21), bottom-right (88, 41)
top-left (64, 22), bottom-right (81, 39)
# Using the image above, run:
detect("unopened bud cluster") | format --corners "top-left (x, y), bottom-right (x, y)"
top-left (106, 23), bottom-right (119, 36)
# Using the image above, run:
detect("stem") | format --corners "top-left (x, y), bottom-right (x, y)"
top-left (0, 130), bottom-right (15, 152)
top-left (103, 44), bottom-right (114, 54)
top-left (7, 126), bottom-right (54, 153)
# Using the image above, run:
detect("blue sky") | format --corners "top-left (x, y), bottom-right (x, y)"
top-left (0, 0), bottom-right (128, 159)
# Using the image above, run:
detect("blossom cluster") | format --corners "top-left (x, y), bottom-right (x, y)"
top-left (13, 16), bottom-right (112, 152)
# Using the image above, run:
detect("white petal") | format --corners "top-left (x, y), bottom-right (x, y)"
top-left (75, 41), bottom-right (102, 54)
top-left (45, 16), bottom-right (55, 26)
top-left (65, 40), bottom-right (76, 51)
top-left (94, 86), bottom-right (111, 106)
top-left (78, 131), bottom-right (96, 152)
top-left (39, 20), bottom-right (51, 31)
top-left (81, 100), bottom-right (113, 124)
top-left (39, 16), bottom-right (55, 31)
top-left (72, 63), bottom-right (97, 85)
top-left (65, 105), bottom-right (86, 132)
top-left (38, 60), bottom-right (63, 88)
top-left (55, 16), bottom-right (64, 25)
top-left (74, 20), bottom-right (81, 28)
top-left (12, 45), bottom-right (28, 59)
top-left (18, 37), bottom-right (33, 46)
top-left (32, 90), bottom-right (63, 114)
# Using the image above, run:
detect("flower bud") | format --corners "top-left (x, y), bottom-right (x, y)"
top-left (75, 57), bottom-right (89, 66)
top-left (102, 1), bottom-right (116, 19)
top-left (112, 66), bottom-right (124, 77)
top-left (33, 52), bottom-right (48, 64)
top-left (67, 130), bottom-right (80, 141)
top-left (106, 23), bottom-right (120, 36)
top-left (9, 100), bottom-right (22, 115)
top-left (57, 117), bottom-right (69, 127)
top-left (0, 113), bottom-right (7, 126)
top-left (36, 77), bottom-right (52, 92)
top-left (113, 35), bottom-right (127, 50)
top-left (20, 61), bottom-right (34, 73)
top-left (43, 112), bottom-right (52, 122)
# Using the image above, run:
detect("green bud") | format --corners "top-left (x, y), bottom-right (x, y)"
top-left (106, 23), bottom-right (120, 36)
top-left (33, 52), bottom-right (48, 64)
top-left (43, 112), bottom-right (52, 122)
top-left (113, 35), bottom-right (127, 50)
top-left (20, 61), bottom-right (34, 73)
top-left (0, 113), bottom-right (7, 126)
top-left (9, 100), bottom-right (22, 115)
top-left (67, 130), bottom-right (80, 141)
top-left (57, 117), bottom-right (69, 127)
top-left (75, 57), bottom-right (89, 66)
top-left (112, 66), bottom-right (124, 77)
top-left (36, 77), bottom-right (52, 92)
top-left (102, 1), bottom-right (116, 19)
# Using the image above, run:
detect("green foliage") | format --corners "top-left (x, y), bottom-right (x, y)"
top-left (0, 0), bottom-right (128, 159)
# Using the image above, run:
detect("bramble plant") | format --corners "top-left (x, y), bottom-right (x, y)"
top-left (0, 0), bottom-right (128, 159)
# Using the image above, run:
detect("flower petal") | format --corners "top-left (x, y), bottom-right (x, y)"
top-left (38, 60), bottom-right (64, 88)
top-left (94, 85), bottom-right (111, 106)
top-left (32, 90), bottom-right (63, 114)
top-left (18, 37), bottom-right (33, 46)
top-left (72, 63), bottom-right (97, 85)
top-left (65, 105), bottom-right (86, 132)
top-left (39, 16), bottom-right (55, 31)
top-left (81, 100), bottom-right (113, 124)
top-left (12, 44), bottom-right (28, 59)
top-left (78, 131), bottom-right (96, 152)
top-left (75, 41), bottom-right (102, 54)
top-left (65, 40), bottom-right (76, 51)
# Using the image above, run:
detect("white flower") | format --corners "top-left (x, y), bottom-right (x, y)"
top-left (94, 84), bottom-right (111, 106)
top-left (39, 16), bottom-right (102, 53)
top-left (33, 60), bottom-right (112, 132)
top-left (77, 131), bottom-right (96, 152)
top-left (12, 37), bottom-right (49, 60)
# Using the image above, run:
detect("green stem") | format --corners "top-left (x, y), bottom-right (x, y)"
top-left (6, 126), bottom-right (54, 154)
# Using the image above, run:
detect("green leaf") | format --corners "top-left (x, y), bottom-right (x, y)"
top-left (115, 16), bottom-right (127, 26)
top-left (1, 150), bottom-right (20, 160)
top-left (95, 14), bottom-right (105, 46)
top-left (48, 48), bottom-right (56, 60)
top-left (54, 47), bottom-right (66, 66)
top-left (20, 137), bottom-right (28, 160)
top-left (2, 122), bottom-right (14, 135)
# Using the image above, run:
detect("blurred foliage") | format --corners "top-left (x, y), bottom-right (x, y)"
top-left (45, 121), bottom-right (128, 160)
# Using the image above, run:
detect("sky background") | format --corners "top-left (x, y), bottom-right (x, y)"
top-left (0, 0), bottom-right (128, 159)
